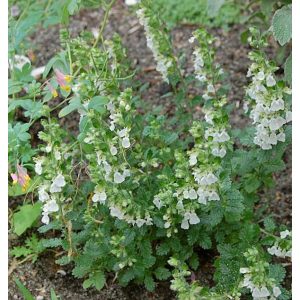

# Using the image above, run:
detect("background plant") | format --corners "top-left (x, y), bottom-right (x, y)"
top-left (8, 0), bottom-right (292, 299)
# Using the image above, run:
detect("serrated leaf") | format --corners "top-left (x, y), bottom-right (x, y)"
top-left (11, 246), bottom-right (32, 258)
top-left (156, 243), bottom-right (170, 256)
top-left (94, 271), bottom-right (106, 290)
top-left (13, 203), bottom-right (42, 236)
top-left (284, 53), bottom-right (292, 85)
top-left (144, 275), bottom-right (155, 291)
top-left (154, 267), bottom-right (171, 280)
top-left (269, 264), bottom-right (286, 284)
top-left (272, 5), bottom-right (292, 46)
top-left (264, 217), bottom-right (276, 232)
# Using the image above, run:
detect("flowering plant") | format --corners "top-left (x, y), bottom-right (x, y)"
top-left (8, 0), bottom-right (292, 298)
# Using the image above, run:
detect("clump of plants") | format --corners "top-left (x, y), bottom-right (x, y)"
top-left (9, 0), bottom-right (292, 298)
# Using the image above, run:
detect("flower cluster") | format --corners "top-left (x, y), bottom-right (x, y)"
top-left (244, 29), bottom-right (292, 150)
top-left (152, 30), bottom-right (232, 232)
top-left (268, 230), bottom-right (292, 258)
top-left (136, 5), bottom-right (178, 83)
top-left (83, 88), bottom-right (155, 228)
top-left (33, 120), bottom-right (74, 225)
top-left (240, 248), bottom-right (282, 299)
top-left (38, 174), bottom-right (66, 224)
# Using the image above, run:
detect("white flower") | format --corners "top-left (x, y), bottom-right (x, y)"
top-left (256, 71), bottom-right (265, 81)
top-left (123, 169), bottom-right (131, 177)
top-left (189, 36), bottom-right (196, 43)
top-left (122, 137), bottom-right (131, 148)
top-left (206, 173), bottom-right (218, 185)
top-left (269, 117), bottom-right (286, 131)
top-left (266, 74), bottom-right (276, 87)
top-left (110, 146), bottom-right (118, 155)
top-left (43, 199), bottom-right (59, 213)
top-left (125, 0), bottom-right (140, 5)
top-left (136, 219), bottom-right (145, 227)
top-left (38, 188), bottom-right (50, 202)
top-left (208, 191), bottom-right (220, 201)
top-left (215, 130), bottom-right (230, 142)
top-left (153, 196), bottom-right (163, 209)
top-left (280, 229), bottom-right (291, 239)
top-left (207, 84), bottom-right (215, 94)
top-left (286, 111), bottom-right (292, 123)
top-left (110, 207), bottom-right (124, 219)
top-left (188, 189), bottom-right (198, 200)
top-left (164, 221), bottom-right (171, 228)
top-left (181, 218), bottom-right (189, 230)
top-left (270, 99), bottom-right (284, 112)
top-left (189, 153), bottom-right (198, 166)
top-left (92, 191), bottom-right (107, 203)
top-left (54, 150), bottom-right (61, 160)
top-left (41, 213), bottom-right (50, 224)
top-left (239, 268), bottom-right (250, 274)
top-left (117, 128), bottom-right (127, 138)
top-left (35, 159), bottom-right (43, 175)
top-left (50, 174), bottom-right (66, 193)
top-left (109, 122), bottom-right (115, 131)
top-left (212, 147), bottom-right (226, 158)
top-left (114, 171), bottom-right (125, 184)
top-left (189, 212), bottom-right (200, 224)
top-left (183, 190), bottom-right (189, 199)
top-left (277, 132), bottom-right (286, 142)
top-left (273, 286), bottom-right (281, 297)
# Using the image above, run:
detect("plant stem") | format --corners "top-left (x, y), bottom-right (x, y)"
top-left (92, 0), bottom-right (117, 48)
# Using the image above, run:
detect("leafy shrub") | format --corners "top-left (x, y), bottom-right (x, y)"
top-left (8, 0), bottom-right (292, 298)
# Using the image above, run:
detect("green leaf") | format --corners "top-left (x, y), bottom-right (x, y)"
top-left (83, 271), bottom-right (105, 290)
top-left (11, 246), bottom-right (32, 258)
top-left (144, 275), bottom-right (155, 291)
top-left (14, 278), bottom-right (35, 300)
top-left (164, 132), bottom-right (178, 145)
top-left (244, 175), bottom-right (261, 193)
top-left (83, 278), bottom-right (93, 289)
top-left (13, 203), bottom-right (42, 236)
top-left (207, 0), bottom-right (225, 17)
top-left (88, 96), bottom-right (109, 113)
top-left (269, 264), bottom-right (286, 284)
top-left (261, 0), bottom-right (276, 17)
top-left (264, 217), bottom-right (276, 232)
top-left (50, 288), bottom-right (59, 300)
top-left (59, 96), bottom-right (81, 118)
top-left (284, 53), bottom-right (292, 85)
top-left (272, 5), bottom-right (292, 46)
top-left (68, 0), bottom-right (80, 15)
top-left (154, 267), bottom-right (171, 280)
top-left (8, 79), bottom-right (23, 95)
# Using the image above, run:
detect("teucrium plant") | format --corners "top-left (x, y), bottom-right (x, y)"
top-left (8, 1), bottom-right (292, 298)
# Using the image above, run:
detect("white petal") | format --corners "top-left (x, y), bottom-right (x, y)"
top-left (122, 137), bottom-right (130, 148)
top-left (114, 172), bottom-right (125, 184)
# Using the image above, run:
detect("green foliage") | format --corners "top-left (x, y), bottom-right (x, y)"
top-left (12, 203), bottom-right (42, 236)
top-left (151, 0), bottom-right (241, 28)
top-left (8, 1), bottom-right (292, 299)
top-left (14, 278), bottom-right (35, 300)
top-left (272, 5), bottom-right (292, 46)
top-left (11, 234), bottom-right (46, 263)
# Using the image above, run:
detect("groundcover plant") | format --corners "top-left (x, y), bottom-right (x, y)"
top-left (8, 0), bottom-right (292, 299)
